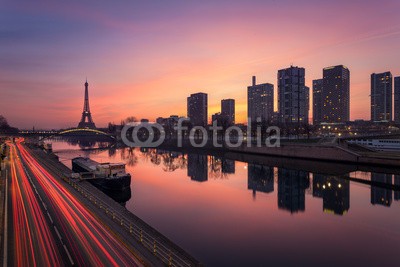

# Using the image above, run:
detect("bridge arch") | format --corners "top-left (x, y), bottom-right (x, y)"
top-left (58, 128), bottom-right (114, 138)
top-left (38, 128), bottom-right (115, 141)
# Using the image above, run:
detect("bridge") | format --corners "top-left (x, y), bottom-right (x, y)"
top-left (58, 128), bottom-right (115, 138)
top-left (17, 128), bottom-right (115, 141)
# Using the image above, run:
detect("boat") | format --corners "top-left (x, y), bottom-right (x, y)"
top-left (72, 157), bottom-right (131, 190)
top-left (347, 139), bottom-right (400, 151)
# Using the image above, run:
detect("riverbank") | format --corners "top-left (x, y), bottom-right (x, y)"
top-left (156, 139), bottom-right (400, 168)
top-left (27, 145), bottom-right (202, 267)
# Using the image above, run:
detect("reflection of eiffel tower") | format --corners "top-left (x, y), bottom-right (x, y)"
top-left (78, 79), bottom-right (96, 129)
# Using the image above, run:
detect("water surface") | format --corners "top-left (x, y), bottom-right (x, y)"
top-left (51, 140), bottom-right (400, 267)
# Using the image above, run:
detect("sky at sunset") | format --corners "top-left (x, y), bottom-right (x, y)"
top-left (1, 0), bottom-right (400, 129)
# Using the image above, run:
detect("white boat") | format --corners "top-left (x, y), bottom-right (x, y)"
top-left (347, 139), bottom-right (400, 151)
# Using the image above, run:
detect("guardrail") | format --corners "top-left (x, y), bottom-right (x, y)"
top-left (62, 175), bottom-right (199, 267)
top-left (25, 146), bottom-right (201, 267)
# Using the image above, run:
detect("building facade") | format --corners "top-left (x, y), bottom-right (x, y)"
top-left (277, 66), bottom-right (309, 124)
top-left (211, 112), bottom-right (230, 127)
top-left (247, 76), bottom-right (274, 125)
top-left (221, 99), bottom-right (235, 125)
top-left (312, 79), bottom-right (323, 125)
top-left (321, 65), bottom-right (350, 123)
top-left (371, 72), bottom-right (392, 122)
top-left (394, 76), bottom-right (400, 124)
top-left (187, 92), bottom-right (208, 127)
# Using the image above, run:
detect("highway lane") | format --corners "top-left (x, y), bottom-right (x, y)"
top-left (15, 139), bottom-right (143, 266)
top-left (6, 141), bottom-right (65, 266)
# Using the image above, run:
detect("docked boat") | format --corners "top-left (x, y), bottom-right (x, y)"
top-left (347, 139), bottom-right (400, 151)
top-left (72, 157), bottom-right (131, 190)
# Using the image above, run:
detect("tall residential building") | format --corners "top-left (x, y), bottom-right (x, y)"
top-left (371, 72), bottom-right (392, 122)
top-left (394, 76), bottom-right (400, 124)
top-left (322, 65), bottom-right (350, 123)
top-left (247, 76), bottom-right (274, 125)
top-left (277, 66), bottom-right (309, 124)
top-left (312, 79), bottom-right (323, 125)
top-left (221, 99), bottom-right (235, 125)
top-left (187, 92), bottom-right (208, 127)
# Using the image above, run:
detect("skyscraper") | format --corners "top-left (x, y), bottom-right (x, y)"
top-left (247, 76), bottom-right (274, 125)
top-left (187, 92), bottom-right (208, 127)
top-left (221, 99), bottom-right (235, 125)
top-left (312, 79), bottom-right (323, 125)
top-left (394, 76), bottom-right (400, 124)
top-left (277, 66), bottom-right (309, 124)
top-left (322, 65), bottom-right (350, 123)
top-left (371, 72), bottom-right (392, 122)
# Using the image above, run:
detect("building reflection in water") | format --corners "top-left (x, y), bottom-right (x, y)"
top-left (278, 168), bottom-right (309, 213)
top-left (395, 175), bottom-right (400, 201)
top-left (107, 146), bottom-right (400, 214)
top-left (187, 154), bottom-right (208, 182)
top-left (221, 159), bottom-right (235, 174)
top-left (313, 174), bottom-right (350, 215)
top-left (247, 164), bottom-right (274, 199)
top-left (120, 147), bottom-right (138, 167)
top-left (209, 157), bottom-right (235, 179)
top-left (371, 173), bottom-right (392, 207)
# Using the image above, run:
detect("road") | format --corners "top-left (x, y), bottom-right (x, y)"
top-left (4, 139), bottom-right (143, 266)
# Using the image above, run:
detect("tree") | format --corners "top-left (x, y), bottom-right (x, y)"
top-left (0, 115), bottom-right (10, 129)
top-left (0, 115), bottom-right (18, 133)
top-left (124, 116), bottom-right (137, 124)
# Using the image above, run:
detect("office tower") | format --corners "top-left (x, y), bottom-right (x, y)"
top-left (247, 76), bottom-right (274, 125)
top-left (322, 65), bottom-right (350, 123)
top-left (221, 99), bottom-right (235, 125)
top-left (371, 72), bottom-right (392, 122)
top-left (277, 66), bottom-right (309, 124)
top-left (394, 76), bottom-right (400, 124)
top-left (312, 79), bottom-right (323, 125)
top-left (187, 92), bottom-right (208, 127)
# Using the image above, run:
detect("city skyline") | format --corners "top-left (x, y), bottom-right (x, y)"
top-left (1, 0), bottom-right (400, 129)
top-left (2, 2), bottom-right (400, 266)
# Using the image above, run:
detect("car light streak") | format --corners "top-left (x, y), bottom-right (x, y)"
top-left (13, 139), bottom-right (141, 266)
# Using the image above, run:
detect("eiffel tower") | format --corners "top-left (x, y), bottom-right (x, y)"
top-left (78, 79), bottom-right (96, 129)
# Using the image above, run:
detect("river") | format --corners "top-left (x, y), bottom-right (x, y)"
top-left (50, 139), bottom-right (400, 267)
